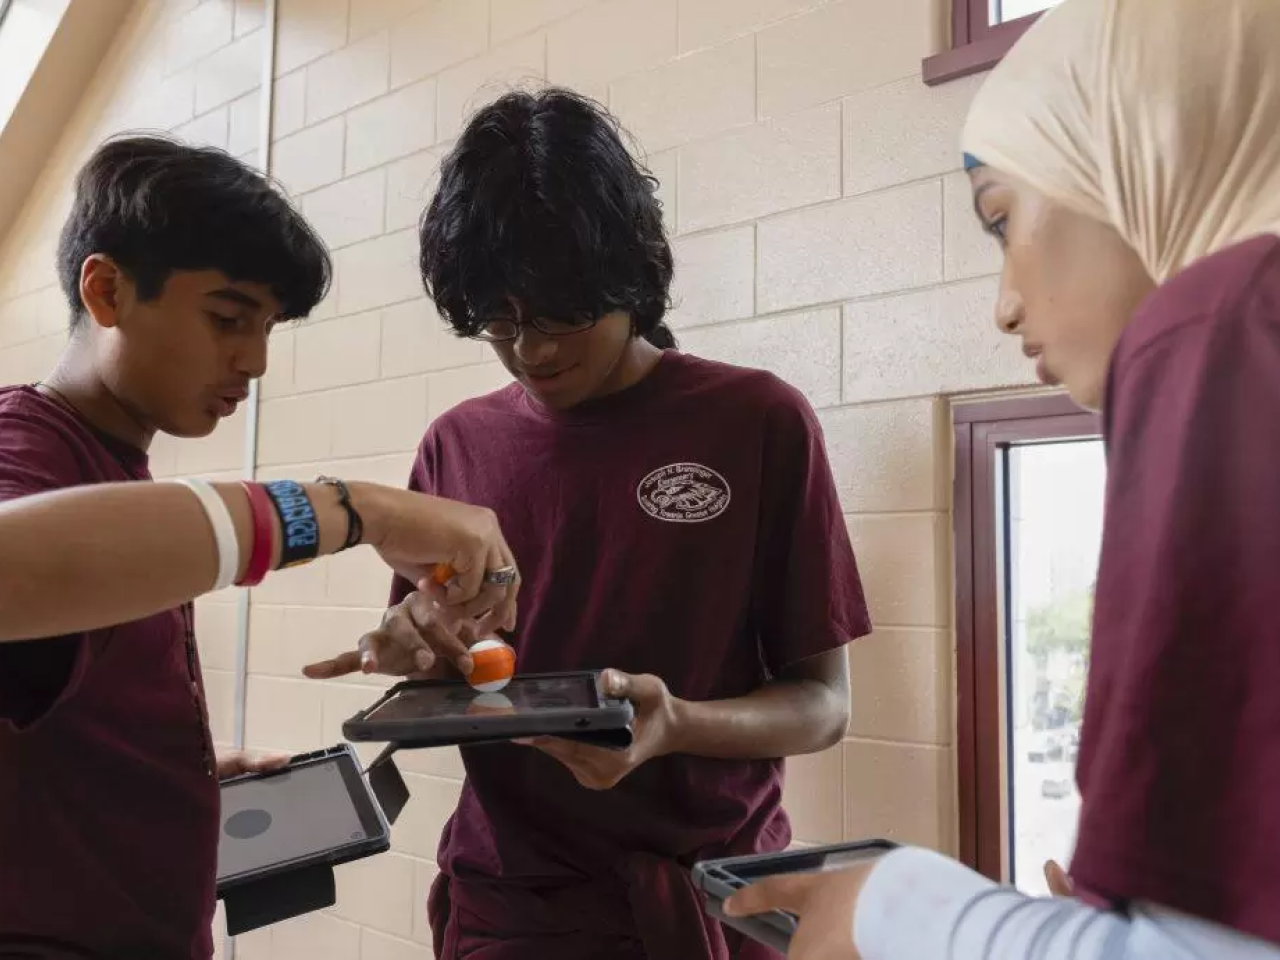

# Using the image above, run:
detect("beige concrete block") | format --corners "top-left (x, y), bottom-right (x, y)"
top-left (195, 30), bottom-right (263, 114)
top-left (757, 181), bottom-right (943, 314)
top-left (174, 106), bottom-right (231, 150)
top-left (229, 924), bottom-right (271, 959)
top-left (678, 0), bottom-right (825, 53)
top-left (227, 90), bottom-right (260, 156)
top-left (943, 170), bottom-right (1001, 281)
top-left (381, 298), bottom-right (489, 377)
top-left (276, 0), bottom-right (349, 75)
top-left (819, 399), bottom-right (945, 513)
top-left (330, 375), bottom-right (430, 459)
top-left (491, 0), bottom-right (594, 43)
top-left (758, 0), bottom-right (936, 118)
top-left (249, 604), bottom-right (385, 680)
top-left (345, 79), bottom-right (438, 175)
top-left (390, 0), bottom-right (490, 88)
top-left (272, 117), bottom-right (345, 195)
top-left (326, 538), bottom-right (408, 607)
top-left (202, 668), bottom-right (235, 745)
top-left (667, 227), bottom-right (755, 330)
top-left (0, 295), bottom-right (42, 348)
top-left (361, 929), bottom-right (433, 960)
top-left (349, 0), bottom-right (432, 41)
top-left (548, 0), bottom-right (677, 91)
top-left (245, 676), bottom-right (325, 751)
top-left (845, 513), bottom-right (947, 628)
top-left (302, 171), bottom-right (387, 250)
top-left (842, 277), bottom-right (1032, 403)
top-left (257, 392), bottom-right (333, 465)
top-left (0, 334), bottom-right (62, 386)
top-left (783, 745), bottom-right (844, 844)
top-left (385, 146), bottom-right (449, 232)
top-left (412, 859), bottom-right (439, 943)
top-left (394, 742), bottom-right (466, 781)
top-left (679, 105), bottom-right (840, 234)
top-left (306, 30), bottom-right (391, 124)
top-left (260, 326), bottom-right (296, 399)
top-left (610, 36), bottom-right (754, 154)
top-left (335, 229), bottom-right (422, 316)
top-left (843, 740), bottom-right (951, 850)
top-left (395, 774), bottom-right (463, 859)
top-left (234, 0), bottom-right (265, 38)
top-left (678, 309), bottom-right (841, 409)
top-left (426, 363), bottom-right (515, 421)
top-left (332, 852), bottom-right (416, 938)
top-left (195, 598), bottom-right (238, 672)
top-left (644, 148), bottom-right (677, 232)
top-left (293, 311), bottom-right (383, 392)
top-left (437, 33), bottom-right (547, 142)
top-left (270, 912), bottom-right (362, 960)
top-left (164, 0), bottom-right (234, 75)
top-left (173, 404), bottom-right (248, 475)
top-left (846, 628), bottom-right (950, 745)
top-left (247, 554), bottom-right (330, 605)
top-left (271, 68), bottom-right (307, 140)
top-left (843, 75), bottom-right (981, 198)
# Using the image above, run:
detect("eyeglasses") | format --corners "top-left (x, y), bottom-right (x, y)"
top-left (467, 312), bottom-right (601, 342)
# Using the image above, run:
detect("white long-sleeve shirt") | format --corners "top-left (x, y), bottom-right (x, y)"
top-left (853, 848), bottom-right (1280, 960)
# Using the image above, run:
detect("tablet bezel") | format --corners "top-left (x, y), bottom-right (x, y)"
top-left (692, 839), bottom-right (899, 952)
top-left (215, 743), bottom-right (390, 896)
top-left (341, 671), bottom-right (635, 749)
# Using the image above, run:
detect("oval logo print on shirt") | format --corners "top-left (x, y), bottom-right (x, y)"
top-left (636, 463), bottom-right (732, 523)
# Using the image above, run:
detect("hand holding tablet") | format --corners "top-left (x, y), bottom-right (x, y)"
top-left (343, 671), bottom-right (635, 750)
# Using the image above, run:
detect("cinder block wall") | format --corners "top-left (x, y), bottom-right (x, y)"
top-left (0, 1), bottom-right (1034, 957)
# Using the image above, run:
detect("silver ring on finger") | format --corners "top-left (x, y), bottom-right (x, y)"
top-left (483, 565), bottom-right (518, 587)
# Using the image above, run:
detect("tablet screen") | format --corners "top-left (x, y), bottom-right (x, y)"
top-left (216, 756), bottom-right (372, 883)
top-left (364, 675), bottom-right (599, 722)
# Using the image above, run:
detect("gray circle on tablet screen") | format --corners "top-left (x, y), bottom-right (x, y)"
top-left (225, 808), bottom-right (273, 840)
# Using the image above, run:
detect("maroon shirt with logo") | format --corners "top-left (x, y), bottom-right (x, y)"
top-left (393, 351), bottom-right (871, 957)
top-left (1072, 235), bottom-right (1280, 943)
top-left (0, 387), bottom-right (219, 959)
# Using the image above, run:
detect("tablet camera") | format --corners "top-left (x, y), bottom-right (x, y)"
top-left (225, 807), bottom-right (273, 840)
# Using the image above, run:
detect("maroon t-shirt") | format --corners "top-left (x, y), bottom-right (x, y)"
top-left (0, 387), bottom-right (219, 959)
top-left (393, 351), bottom-right (870, 948)
top-left (1072, 235), bottom-right (1280, 943)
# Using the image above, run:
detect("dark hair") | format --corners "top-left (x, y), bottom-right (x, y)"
top-left (419, 88), bottom-right (676, 348)
top-left (57, 134), bottom-right (331, 327)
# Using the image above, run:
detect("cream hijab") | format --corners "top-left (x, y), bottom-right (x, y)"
top-left (962, 0), bottom-right (1280, 283)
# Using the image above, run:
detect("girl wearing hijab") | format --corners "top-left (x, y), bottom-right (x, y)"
top-left (724, 0), bottom-right (1280, 957)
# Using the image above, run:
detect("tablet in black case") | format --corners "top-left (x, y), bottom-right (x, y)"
top-left (342, 671), bottom-right (635, 750)
top-left (692, 839), bottom-right (898, 953)
top-left (216, 744), bottom-right (390, 897)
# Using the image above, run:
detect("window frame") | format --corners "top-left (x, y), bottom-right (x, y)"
top-left (952, 393), bottom-right (1101, 880)
top-left (923, 0), bottom-right (1049, 87)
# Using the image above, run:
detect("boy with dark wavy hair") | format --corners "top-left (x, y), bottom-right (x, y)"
top-left (311, 89), bottom-right (871, 959)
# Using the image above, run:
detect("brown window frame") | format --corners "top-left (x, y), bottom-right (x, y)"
top-left (923, 0), bottom-right (1049, 86)
top-left (952, 393), bottom-right (1101, 880)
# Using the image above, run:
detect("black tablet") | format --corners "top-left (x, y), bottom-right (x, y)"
top-left (215, 744), bottom-right (390, 897)
top-left (692, 839), bottom-right (899, 953)
top-left (341, 671), bottom-right (635, 750)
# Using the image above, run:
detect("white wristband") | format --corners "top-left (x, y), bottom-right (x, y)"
top-left (177, 478), bottom-right (240, 592)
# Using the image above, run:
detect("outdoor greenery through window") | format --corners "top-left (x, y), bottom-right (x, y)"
top-left (1006, 439), bottom-right (1105, 894)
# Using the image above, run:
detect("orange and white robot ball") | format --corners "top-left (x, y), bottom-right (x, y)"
top-left (466, 638), bottom-right (516, 692)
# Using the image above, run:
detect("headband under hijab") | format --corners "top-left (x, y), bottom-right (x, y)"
top-left (962, 0), bottom-right (1280, 283)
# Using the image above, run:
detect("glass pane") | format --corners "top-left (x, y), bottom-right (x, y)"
top-left (991, 0), bottom-right (1060, 24)
top-left (1005, 439), bottom-right (1105, 894)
